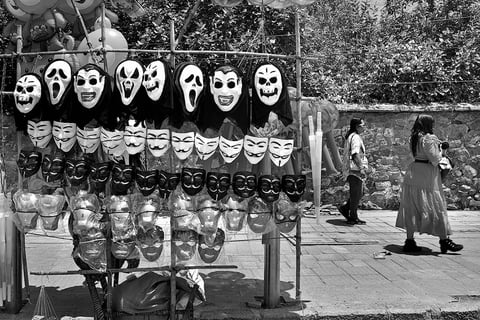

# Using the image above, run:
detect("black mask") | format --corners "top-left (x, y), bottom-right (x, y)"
top-left (198, 228), bottom-right (225, 264)
top-left (158, 171), bottom-right (180, 199)
top-left (41, 153), bottom-right (65, 182)
top-left (66, 158), bottom-right (91, 186)
top-left (206, 172), bottom-right (231, 201)
top-left (111, 163), bottom-right (135, 195)
top-left (135, 170), bottom-right (158, 196)
top-left (232, 171), bottom-right (257, 198)
top-left (181, 167), bottom-right (206, 196)
top-left (257, 175), bottom-right (281, 203)
top-left (90, 162), bottom-right (112, 191)
top-left (172, 229), bottom-right (199, 262)
top-left (281, 174), bottom-right (306, 203)
top-left (17, 150), bottom-right (42, 178)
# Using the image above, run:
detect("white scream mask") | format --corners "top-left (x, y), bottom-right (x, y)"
top-left (179, 64), bottom-right (203, 113)
top-left (219, 136), bottom-right (243, 164)
top-left (115, 60), bottom-right (144, 106)
top-left (123, 119), bottom-right (146, 155)
top-left (52, 121), bottom-right (77, 152)
top-left (143, 61), bottom-right (166, 101)
top-left (171, 131), bottom-right (195, 160)
top-left (27, 120), bottom-right (52, 148)
top-left (14, 74), bottom-right (42, 114)
top-left (74, 68), bottom-right (105, 109)
top-left (195, 134), bottom-right (219, 161)
top-left (268, 138), bottom-right (294, 167)
top-left (254, 64), bottom-right (282, 106)
top-left (101, 127), bottom-right (125, 157)
top-left (210, 69), bottom-right (242, 112)
top-left (147, 128), bottom-right (170, 157)
top-left (77, 127), bottom-right (101, 154)
top-left (44, 60), bottom-right (72, 106)
top-left (243, 135), bottom-right (268, 165)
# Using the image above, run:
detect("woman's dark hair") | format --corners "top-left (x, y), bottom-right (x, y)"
top-left (345, 117), bottom-right (364, 140)
top-left (410, 114), bottom-right (434, 156)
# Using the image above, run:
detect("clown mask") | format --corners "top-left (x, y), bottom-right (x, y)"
top-left (123, 119), bottom-right (146, 155)
top-left (17, 150), bottom-right (42, 178)
top-left (14, 74), bottom-right (42, 114)
top-left (181, 167), bottom-right (206, 196)
top-left (172, 229), bottom-right (198, 262)
top-left (177, 63), bottom-right (204, 114)
top-left (219, 136), bottom-right (243, 164)
top-left (243, 135), bottom-right (268, 165)
top-left (254, 63), bottom-right (282, 106)
top-left (247, 197), bottom-right (273, 234)
top-left (135, 170), bottom-right (158, 196)
top-left (198, 228), bottom-right (225, 263)
top-left (282, 174), bottom-right (306, 203)
top-left (90, 162), bottom-right (112, 191)
top-left (100, 128), bottom-right (125, 157)
top-left (136, 226), bottom-right (164, 262)
top-left (42, 153), bottom-right (66, 183)
top-left (232, 171), bottom-right (257, 199)
top-left (111, 163), bottom-right (134, 195)
top-left (115, 59), bottom-right (144, 106)
top-left (206, 172), bottom-right (231, 201)
top-left (195, 134), bottom-right (219, 161)
top-left (210, 66), bottom-right (242, 112)
top-left (143, 60), bottom-right (167, 102)
top-left (268, 137), bottom-right (294, 167)
top-left (158, 171), bottom-right (180, 199)
top-left (257, 175), bottom-right (281, 203)
top-left (66, 158), bottom-right (91, 186)
top-left (27, 120), bottom-right (52, 148)
top-left (147, 128), bottom-right (170, 157)
top-left (77, 127), bottom-right (101, 154)
top-left (74, 65), bottom-right (106, 109)
top-left (53, 121), bottom-right (77, 152)
top-left (171, 131), bottom-right (195, 160)
top-left (43, 59), bottom-right (72, 107)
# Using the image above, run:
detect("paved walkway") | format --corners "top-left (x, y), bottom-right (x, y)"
top-left (2, 210), bottom-right (480, 319)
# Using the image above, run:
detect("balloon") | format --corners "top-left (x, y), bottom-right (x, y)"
top-left (54, 50), bottom-right (81, 73)
top-left (43, 8), bottom-right (67, 29)
top-left (56, 0), bottom-right (102, 15)
top-left (77, 28), bottom-right (128, 77)
top-left (3, 0), bottom-right (31, 21)
top-left (94, 16), bottom-right (112, 30)
top-left (14, 0), bottom-right (58, 15)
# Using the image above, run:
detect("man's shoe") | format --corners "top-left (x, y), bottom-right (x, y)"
top-left (355, 219), bottom-right (366, 225)
top-left (403, 239), bottom-right (422, 252)
top-left (337, 205), bottom-right (349, 220)
top-left (346, 219), bottom-right (357, 225)
top-left (439, 238), bottom-right (463, 254)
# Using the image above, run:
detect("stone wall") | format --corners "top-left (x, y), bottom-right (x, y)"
top-left (321, 104), bottom-right (480, 210)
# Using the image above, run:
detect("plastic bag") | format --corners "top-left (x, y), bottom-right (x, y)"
top-left (32, 285), bottom-right (57, 320)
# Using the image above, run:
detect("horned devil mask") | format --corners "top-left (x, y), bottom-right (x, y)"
top-left (142, 60), bottom-right (167, 102)
top-left (115, 59), bottom-right (144, 106)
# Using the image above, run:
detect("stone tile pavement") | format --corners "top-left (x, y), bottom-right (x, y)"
top-left (1, 210), bottom-right (480, 319)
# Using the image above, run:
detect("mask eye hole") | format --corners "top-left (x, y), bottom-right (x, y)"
top-left (185, 75), bottom-right (194, 83)
top-left (26, 86), bottom-right (34, 93)
top-left (214, 81), bottom-right (222, 89)
top-left (259, 78), bottom-right (267, 85)
top-left (227, 81), bottom-right (236, 89)
top-left (270, 77), bottom-right (277, 84)
top-left (89, 78), bottom-right (97, 85)
top-left (195, 76), bottom-right (202, 86)
top-left (77, 79), bottom-right (85, 86)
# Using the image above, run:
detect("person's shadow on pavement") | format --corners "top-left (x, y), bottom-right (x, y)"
top-left (325, 219), bottom-right (356, 226)
top-left (384, 244), bottom-right (440, 256)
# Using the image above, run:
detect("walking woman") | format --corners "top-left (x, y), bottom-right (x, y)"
top-left (339, 117), bottom-right (368, 225)
top-left (396, 114), bottom-right (463, 253)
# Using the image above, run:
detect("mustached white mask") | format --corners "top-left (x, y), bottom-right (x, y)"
top-left (115, 60), bottom-right (144, 106)
top-left (74, 67), bottom-right (105, 109)
top-left (27, 120), bottom-right (52, 148)
top-left (219, 136), bottom-right (243, 164)
top-left (243, 135), bottom-right (268, 165)
top-left (171, 131), bottom-right (195, 160)
top-left (210, 68), bottom-right (242, 112)
top-left (143, 60), bottom-right (166, 102)
top-left (268, 137), bottom-right (294, 167)
top-left (44, 60), bottom-right (72, 106)
top-left (195, 134), bottom-right (219, 161)
top-left (254, 64), bottom-right (282, 106)
top-left (123, 120), bottom-right (146, 155)
top-left (52, 121), bottom-right (77, 152)
top-left (77, 127), bottom-right (101, 154)
top-left (179, 64), bottom-right (204, 113)
top-left (14, 74), bottom-right (42, 114)
top-left (147, 128), bottom-right (170, 157)
top-left (101, 127), bottom-right (125, 157)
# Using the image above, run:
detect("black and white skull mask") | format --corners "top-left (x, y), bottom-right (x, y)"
top-left (268, 137), bottom-right (294, 167)
top-left (195, 134), bottom-right (219, 161)
top-left (14, 74), bottom-right (42, 114)
top-left (281, 174), bottom-right (306, 203)
top-left (77, 127), bottom-right (101, 154)
top-left (210, 65), bottom-right (242, 112)
top-left (176, 62), bottom-right (204, 114)
top-left (52, 121), bottom-right (77, 152)
top-left (143, 60), bottom-right (167, 102)
top-left (74, 64), bottom-right (106, 109)
top-left (243, 135), bottom-right (268, 165)
top-left (232, 171), bottom-right (257, 199)
top-left (115, 59), bottom-right (144, 106)
top-left (123, 119), bottom-right (146, 155)
top-left (206, 172), bottom-right (231, 201)
top-left (171, 131), bottom-right (195, 160)
top-left (43, 59), bottom-right (73, 108)
top-left (254, 63), bottom-right (282, 106)
top-left (181, 167), bottom-right (206, 196)
top-left (146, 128), bottom-right (170, 157)
top-left (257, 175), bottom-right (281, 203)
top-left (219, 136), bottom-right (243, 164)
top-left (100, 127), bottom-right (125, 157)
top-left (27, 120), bottom-right (52, 148)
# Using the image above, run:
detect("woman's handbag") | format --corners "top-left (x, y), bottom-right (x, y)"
top-left (439, 156), bottom-right (454, 181)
